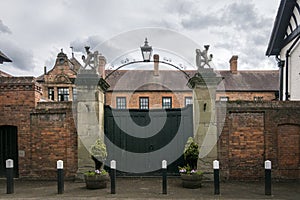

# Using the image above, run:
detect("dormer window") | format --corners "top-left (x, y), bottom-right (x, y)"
top-left (59, 58), bottom-right (65, 64)
top-left (56, 50), bottom-right (68, 66)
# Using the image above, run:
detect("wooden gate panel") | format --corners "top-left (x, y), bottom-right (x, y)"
top-left (104, 106), bottom-right (193, 175)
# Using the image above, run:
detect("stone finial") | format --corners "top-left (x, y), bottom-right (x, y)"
top-left (196, 45), bottom-right (213, 72)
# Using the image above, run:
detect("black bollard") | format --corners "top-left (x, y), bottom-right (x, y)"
top-left (265, 160), bottom-right (272, 195)
top-left (57, 160), bottom-right (64, 194)
top-left (6, 159), bottom-right (14, 194)
top-left (110, 160), bottom-right (116, 194)
top-left (162, 160), bottom-right (167, 195)
top-left (213, 160), bottom-right (220, 195)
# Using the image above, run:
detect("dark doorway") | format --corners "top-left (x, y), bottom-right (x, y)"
top-left (0, 125), bottom-right (19, 177)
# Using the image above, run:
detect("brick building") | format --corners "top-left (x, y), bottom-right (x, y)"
top-left (0, 76), bottom-right (78, 178)
top-left (105, 55), bottom-right (279, 109)
top-left (37, 51), bottom-right (279, 108)
top-left (1, 50), bottom-right (299, 180)
top-left (37, 50), bottom-right (80, 102)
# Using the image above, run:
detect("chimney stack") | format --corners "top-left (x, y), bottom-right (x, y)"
top-left (229, 55), bottom-right (238, 74)
top-left (153, 54), bottom-right (159, 76)
top-left (98, 54), bottom-right (106, 78)
top-left (44, 66), bottom-right (47, 75)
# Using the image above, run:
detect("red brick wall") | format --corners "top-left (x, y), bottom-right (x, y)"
top-left (277, 124), bottom-right (300, 179)
top-left (106, 91), bottom-right (192, 109)
top-left (228, 112), bottom-right (264, 180)
top-left (218, 101), bottom-right (300, 180)
top-left (29, 102), bottom-right (77, 179)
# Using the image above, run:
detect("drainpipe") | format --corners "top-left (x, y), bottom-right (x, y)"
top-left (285, 35), bottom-right (300, 100)
top-left (276, 56), bottom-right (284, 100)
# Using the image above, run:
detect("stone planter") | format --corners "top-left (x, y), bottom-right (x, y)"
top-left (181, 173), bottom-right (203, 189)
top-left (84, 174), bottom-right (110, 189)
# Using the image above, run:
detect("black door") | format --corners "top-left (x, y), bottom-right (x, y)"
top-left (0, 125), bottom-right (19, 177)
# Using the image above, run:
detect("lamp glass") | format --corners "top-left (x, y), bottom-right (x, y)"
top-left (140, 38), bottom-right (152, 61)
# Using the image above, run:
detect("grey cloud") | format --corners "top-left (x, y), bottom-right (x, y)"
top-left (44, 50), bottom-right (59, 70)
top-left (0, 39), bottom-right (34, 71)
top-left (180, 2), bottom-right (272, 33)
top-left (181, 14), bottom-right (221, 29)
top-left (214, 41), bottom-right (232, 50)
top-left (221, 2), bottom-right (272, 31)
top-left (204, 2), bottom-right (274, 70)
top-left (164, 0), bottom-right (195, 15)
top-left (0, 20), bottom-right (11, 34)
top-left (251, 32), bottom-right (269, 46)
top-left (70, 35), bottom-right (104, 53)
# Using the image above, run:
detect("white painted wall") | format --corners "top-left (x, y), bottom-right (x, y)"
top-left (290, 42), bottom-right (300, 100)
top-left (280, 39), bottom-right (300, 101)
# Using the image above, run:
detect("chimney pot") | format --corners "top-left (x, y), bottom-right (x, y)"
top-left (229, 55), bottom-right (238, 74)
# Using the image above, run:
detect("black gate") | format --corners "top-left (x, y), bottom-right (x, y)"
top-left (104, 105), bottom-right (193, 176)
top-left (0, 125), bottom-right (19, 177)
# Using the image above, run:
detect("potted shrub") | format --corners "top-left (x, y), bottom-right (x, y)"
top-left (84, 138), bottom-right (109, 189)
top-left (90, 138), bottom-right (107, 171)
top-left (84, 169), bottom-right (109, 189)
top-left (179, 137), bottom-right (203, 189)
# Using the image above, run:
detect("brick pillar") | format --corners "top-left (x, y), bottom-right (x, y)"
top-left (187, 68), bottom-right (223, 179)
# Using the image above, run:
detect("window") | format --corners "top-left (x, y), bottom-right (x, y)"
top-left (162, 97), bottom-right (172, 109)
top-left (254, 96), bottom-right (263, 101)
top-left (220, 96), bottom-right (229, 101)
top-left (116, 97), bottom-right (126, 109)
top-left (48, 87), bottom-right (54, 100)
top-left (58, 87), bottom-right (69, 101)
top-left (185, 97), bottom-right (192, 106)
top-left (73, 87), bottom-right (77, 101)
top-left (139, 97), bottom-right (149, 109)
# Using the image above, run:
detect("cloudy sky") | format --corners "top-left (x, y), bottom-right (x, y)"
top-left (0, 0), bottom-right (280, 77)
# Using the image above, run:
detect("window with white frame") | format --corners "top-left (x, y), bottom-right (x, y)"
top-left (48, 87), bottom-right (54, 100)
top-left (116, 97), bottom-right (126, 109)
top-left (58, 87), bottom-right (69, 101)
top-left (162, 97), bottom-right (172, 109)
top-left (185, 97), bottom-right (193, 106)
top-left (254, 96), bottom-right (263, 101)
top-left (220, 96), bottom-right (229, 101)
top-left (139, 97), bottom-right (149, 109)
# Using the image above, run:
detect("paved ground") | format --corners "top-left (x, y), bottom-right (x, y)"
top-left (0, 178), bottom-right (299, 199)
